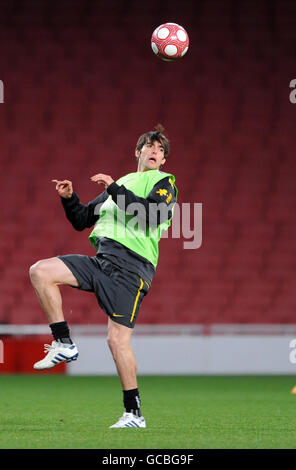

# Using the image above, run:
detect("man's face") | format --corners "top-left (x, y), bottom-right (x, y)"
top-left (136, 139), bottom-right (166, 171)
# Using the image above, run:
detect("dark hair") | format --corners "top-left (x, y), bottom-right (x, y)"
top-left (136, 124), bottom-right (170, 158)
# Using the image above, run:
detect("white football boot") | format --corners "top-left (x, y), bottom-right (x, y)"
top-left (33, 340), bottom-right (79, 370)
top-left (109, 412), bottom-right (146, 428)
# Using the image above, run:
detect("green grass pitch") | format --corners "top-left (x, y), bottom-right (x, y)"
top-left (0, 375), bottom-right (295, 449)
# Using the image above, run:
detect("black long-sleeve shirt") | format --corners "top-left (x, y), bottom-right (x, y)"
top-left (61, 176), bottom-right (177, 284)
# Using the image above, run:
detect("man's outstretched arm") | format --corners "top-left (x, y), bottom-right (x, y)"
top-left (52, 179), bottom-right (108, 231)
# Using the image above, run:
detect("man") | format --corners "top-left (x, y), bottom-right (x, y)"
top-left (29, 125), bottom-right (177, 428)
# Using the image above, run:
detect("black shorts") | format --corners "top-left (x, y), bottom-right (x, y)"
top-left (58, 253), bottom-right (150, 328)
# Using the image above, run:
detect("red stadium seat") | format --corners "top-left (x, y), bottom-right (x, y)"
top-left (1, 0), bottom-right (295, 327)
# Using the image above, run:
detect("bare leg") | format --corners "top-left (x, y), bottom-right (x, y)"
top-left (107, 318), bottom-right (137, 390)
top-left (29, 257), bottom-right (79, 324)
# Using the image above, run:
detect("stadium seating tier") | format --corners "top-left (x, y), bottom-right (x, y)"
top-left (0, 0), bottom-right (295, 325)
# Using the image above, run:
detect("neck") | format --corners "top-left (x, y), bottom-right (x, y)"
top-left (137, 162), bottom-right (155, 173)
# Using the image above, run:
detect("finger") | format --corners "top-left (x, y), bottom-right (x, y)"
top-left (53, 180), bottom-right (69, 187)
top-left (56, 183), bottom-right (68, 191)
top-left (91, 177), bottom-right (102, 183)
top-left (92, 179), bottom-right (104, 184)
top-left (59, 181), bottom-right (71, 188)
top-left (91, 174), bottom-right (104, 179)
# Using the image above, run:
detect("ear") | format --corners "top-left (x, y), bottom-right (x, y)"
top-left (161, 157), bottom-right (166, 166)
top-left (135, 148), bottom-right (140, 159)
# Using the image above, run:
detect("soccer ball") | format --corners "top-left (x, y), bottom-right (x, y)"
top-left (151, 23), bottom-right (189, 61)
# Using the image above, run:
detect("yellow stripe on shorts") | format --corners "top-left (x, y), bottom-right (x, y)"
top-left (130, 277), bottom-right (144, 323)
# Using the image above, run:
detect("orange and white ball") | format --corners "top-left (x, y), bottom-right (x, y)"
top-left (151, 23), bottom-right (189, 61)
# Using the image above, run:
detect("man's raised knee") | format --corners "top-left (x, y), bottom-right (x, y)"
top-left (107, 331), bottom-right (129, 355)
top-left (29, 260), bottom-right (49, 284)
top-left (107, 332), bottom-right (117, 353)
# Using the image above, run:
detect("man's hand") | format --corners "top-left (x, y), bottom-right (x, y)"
top-left (52, 179), bottom-right (73, 199)
top-left (90, 173), bottom-right (114, 189)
